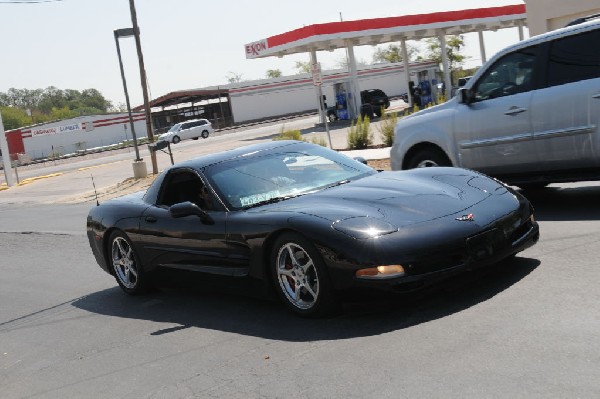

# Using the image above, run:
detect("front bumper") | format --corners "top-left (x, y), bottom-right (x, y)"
top-left (335, 218), bottom-right (540, 293)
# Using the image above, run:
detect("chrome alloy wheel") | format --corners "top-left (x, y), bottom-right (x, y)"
top-left (276, 243), bottom-right (320, 310)
top-left (112, 236), bottom-right (138, 289)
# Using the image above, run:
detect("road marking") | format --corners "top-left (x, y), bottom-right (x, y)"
top-left (16, 173), bottom-right (63, 187)
top-left (78, 160), bottom-right (125, 171)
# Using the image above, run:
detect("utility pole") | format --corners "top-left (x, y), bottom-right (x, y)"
top-left (129, 0), bottom-right (158, 174)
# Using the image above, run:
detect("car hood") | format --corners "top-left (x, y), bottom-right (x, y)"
top-left (254, 168), bottom-right (512, 228)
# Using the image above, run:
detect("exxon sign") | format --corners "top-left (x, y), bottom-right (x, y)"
top-left (245, 39), bottom-right (269, 59)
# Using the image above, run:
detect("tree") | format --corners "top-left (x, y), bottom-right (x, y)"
top-left (335, 56), bottom-right (369, 70)
top-left (294, 61), bottom-right (311, 74)
top-left (424, 35), bottom-right (467, 72)
top-left (372, 43), bottom-right (418, 64)
top-left (226, 72), bottom-right (243, 83)
top-left (266, 69), bottom-right (282, 78)
top-left (0, 86), bottom-right (113, 129)
top-left (0, 107), bottom-right (31, 131)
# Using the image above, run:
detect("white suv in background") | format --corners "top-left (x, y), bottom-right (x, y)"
top-left (390, 19), bottom-right (600, 189)
top-left (159, 119), bottom-right (213, 144)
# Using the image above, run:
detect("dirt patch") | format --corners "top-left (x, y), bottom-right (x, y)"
top-left (62, 175), bottom-right (157, 204)
top-left (367, 158), bottom-right (391, 171)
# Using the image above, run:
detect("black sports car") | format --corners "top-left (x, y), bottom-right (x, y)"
top-left (87, 140), bottom-right (539, 316)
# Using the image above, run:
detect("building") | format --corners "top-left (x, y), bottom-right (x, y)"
top-left (4, 113), bottom-right (146, 162)
top-left (525, 0), bottom-right (600, 35)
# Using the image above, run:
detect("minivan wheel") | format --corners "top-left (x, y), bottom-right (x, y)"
top-left (328, 113), bottom-right (337, 122)
top-left (407, 148), bottom-right (451, 169)
top-left (172, 135), bottom-right (181, 144)
top-left (201, 130), bottom-right (209, 139)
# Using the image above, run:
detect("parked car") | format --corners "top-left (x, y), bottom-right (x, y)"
top-left (87, 140), bottom-right (538, 317)
top-left (390, 19), bottom-right (600, 189)
top-left (360, 88), bottom-right (390, 117)
top-left (158, 119), bottom-right (213, 144)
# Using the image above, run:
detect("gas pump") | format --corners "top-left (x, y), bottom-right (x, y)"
top-left (332, 81), bottom-right (356, 120)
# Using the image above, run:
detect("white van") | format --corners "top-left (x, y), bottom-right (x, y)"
top-left (159, 119), bottom-right (213, 144)
top-left (390, 19), bottom-right (600, 189)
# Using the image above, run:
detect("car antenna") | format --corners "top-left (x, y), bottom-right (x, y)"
top-left (91, 174), bottom-right (99, 206)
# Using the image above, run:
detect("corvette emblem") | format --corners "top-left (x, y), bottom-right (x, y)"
top-left (456, 213), bottom-right (474, 222)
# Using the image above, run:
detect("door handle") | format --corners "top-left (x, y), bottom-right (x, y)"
top-left (504, 106), bottom-right (527, 116)
top-left (145, 215), bottom-right (157, 223)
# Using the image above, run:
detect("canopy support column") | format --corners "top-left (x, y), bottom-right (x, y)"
top-left (439, 31), bottom-right (452, 100)
top-left (345, 41), bottom-right (360, 119)
top-left (518, 22), bottom-right (525, 41)
top-left (401, 39), bottom-right (413, 107)
top-left (478, 31), bottom-right (487, 64)
top-left (309, 50), bottom-right (325, 124)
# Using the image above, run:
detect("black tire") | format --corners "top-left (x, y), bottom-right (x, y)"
top-left (360, 104), bottom-right (374, 119)
top-left (108, 230), bottom-right (151, 295)
top-left (328, 113), bottom-right (337, 123)
top-left (201, 130), bottom-right (209, 139)
top-left (270, 232), bottom-right (337, 317)
top-left (406, 148), bottom-right (451, 169)
top-left (172, 135), bottom-right (181, 144)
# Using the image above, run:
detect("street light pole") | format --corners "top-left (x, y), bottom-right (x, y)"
top-left (129, 0), bottom-right (158, 175)
top-left (114, 28), bottom-right (141, 161)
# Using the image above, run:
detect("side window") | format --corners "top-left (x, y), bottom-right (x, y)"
top-left (181, 122), bottom-right (191, 130)
top-left (199, 120), bottom-right (207, 126)
top-left (547, 29), bottom-right (600, 87)
top-left (157, 170), bottom-right (216, 210)
top-left (473, 46), bottom-right (537, 102)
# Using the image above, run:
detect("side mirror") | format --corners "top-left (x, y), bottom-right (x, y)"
top-left (353, 156), bottom-right (368, 165)
top-left (169, 201), bottom-right (214, 225)
top-left (458, 88), bottom-right (474, 105)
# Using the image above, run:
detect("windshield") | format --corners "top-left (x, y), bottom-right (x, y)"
top-left (167, 124), bottom-right (181, 133)
top-left (204, 144), bottom-right (376, 210)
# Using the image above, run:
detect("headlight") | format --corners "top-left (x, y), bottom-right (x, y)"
top-left (332, 216), bottom-right (397, 239)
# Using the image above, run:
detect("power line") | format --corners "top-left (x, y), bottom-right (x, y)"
top-left (0, 0), bottom-right (62, 3)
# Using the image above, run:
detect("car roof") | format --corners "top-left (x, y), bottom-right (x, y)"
top-left (172, 140), bottom-right (306, 170)
top-left (465, 19), bottom-right (600, 88)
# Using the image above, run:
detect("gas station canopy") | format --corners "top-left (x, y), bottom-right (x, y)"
top-left (245, 4), bottom-right (526, 59)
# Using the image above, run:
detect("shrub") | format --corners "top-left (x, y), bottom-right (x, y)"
top-left (273, 127), bottom-right (303, 141)
top-left (310, 136), bottom-right (327, 147)
top-left (378, 111), bottom-right (398, 147)
top-left (347, 115), bottom-right (373, 150)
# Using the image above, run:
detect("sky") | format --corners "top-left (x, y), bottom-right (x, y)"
top-left (0, 0), bottom-right (527, 107)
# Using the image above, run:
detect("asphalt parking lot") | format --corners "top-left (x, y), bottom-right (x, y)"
top-left (1, 112), bottom-right (599, 398)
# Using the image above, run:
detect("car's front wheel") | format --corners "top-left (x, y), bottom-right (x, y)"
top-left (201, 130), bottom-right (210, 139)
top-left (406, 148), bottom-right (451, 169)
top-left (109, 230), bottom-right (150, 295)
top-left (270, 233), bottom-right (336, 317)
top-left (328, 113), bottom-right (337, 122)
top-left (172, 135), bottom-right (181, 144)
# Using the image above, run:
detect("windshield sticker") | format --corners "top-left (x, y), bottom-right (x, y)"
top-left (240, 190), bottom-right (281, 207)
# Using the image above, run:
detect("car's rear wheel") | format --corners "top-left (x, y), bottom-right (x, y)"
top-left (406, 148), bottom-right (451, 169)
top-left (270, 233), bottom-right (336, 317)
top-left (172, 135), bottom-right (181, 144)
top-left (109, 230), bottom-right (150, 295)
top-left (328, 113), bottom-right (337, 122)
top-left (201, 130), bottom-right (210, 139)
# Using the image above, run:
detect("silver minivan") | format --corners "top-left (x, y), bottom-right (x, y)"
top-left (390, 19), bottom-right (600, 188)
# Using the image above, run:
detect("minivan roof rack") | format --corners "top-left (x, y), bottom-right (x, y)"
top-left (565, 13), bottom-right (600, 27)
